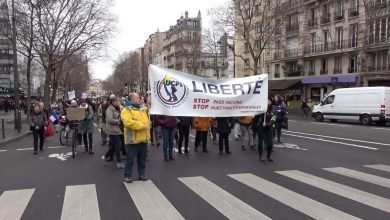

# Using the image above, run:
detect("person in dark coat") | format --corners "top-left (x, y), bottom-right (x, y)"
top-left (78, 98), bottom-right (95, 154)
top-left (30, 103), bottom-right (48, 154)
top-left (216, 117), bottom-right (233, 154)
top-left (273, 95), bottom-right (287, 143)
top-left (177, 116), bottom-right (192, 155)
top-left (253, 97), bottom-right (275, 162)
top-left (158, 115), bottom-right (178, 161)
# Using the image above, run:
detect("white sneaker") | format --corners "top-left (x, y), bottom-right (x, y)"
top-left (101, 155), bottom-right (106, 161)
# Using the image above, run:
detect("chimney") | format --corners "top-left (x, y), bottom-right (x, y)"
top-left (185, 11), bottom-right (189, 18)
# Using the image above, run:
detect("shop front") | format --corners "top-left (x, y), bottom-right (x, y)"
top-left (269, 79), bottom-right (302, 110)
top-left (301, 74), bottom-right (358, 103)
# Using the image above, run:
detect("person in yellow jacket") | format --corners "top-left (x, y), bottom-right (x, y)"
top-left (239, 116), bottom-right (255, 150)
top-left (194, 117), bottom-right (212, 153)
top-left (121, 93), bottom-right (150, 183)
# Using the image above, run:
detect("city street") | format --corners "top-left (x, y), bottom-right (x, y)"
top-left (0, 120), bottom-right (389, 219)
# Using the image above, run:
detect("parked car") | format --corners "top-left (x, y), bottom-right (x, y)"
top-left (312, 87), bottom-right (390, 126)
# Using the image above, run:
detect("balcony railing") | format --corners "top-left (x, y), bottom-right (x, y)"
top-left (320, 69), bottom-right (328, 75)
top-left (348, 7), bottom-right (359, 17)
top-left (284, 49), bottom-right (299, 58)
top-left (308, 18), bottom-right (318, 28)
top-left (320, 14), bottom-right (330, 24)
top-left (286, 24), bottom-right (299, 37)
top-left (367, 36), bottom-right (390, 46)
top-left (366, 65), bottom-right (390, 72)
top-left (367, 0), bottom-right (390, 10)
top-left (304, 39), bottom-right (359, 55)
top-left (286, 70), bottom-right (302, 77)
top-left (334, 68), bottom-right (342, 74)
top-left (348, 67), bottom-right (358, 73)
top-left (307, 70), bottom-right (315, 76)
top-left (274, 72), bottom-right (281, 78)
top-left (334, 10), bottom-right (345, 21)
top-left (274, 52), bottom-right (281, 60)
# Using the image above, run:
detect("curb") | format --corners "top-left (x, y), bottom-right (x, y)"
top-left (0, 131), bottom-right (32, 146)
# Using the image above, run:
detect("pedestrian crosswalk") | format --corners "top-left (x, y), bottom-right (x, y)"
top-left (0, 164), bottom-right (389, 220)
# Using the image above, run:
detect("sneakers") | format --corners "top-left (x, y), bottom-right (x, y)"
top-left (139, 176), bottom-right (148, 181)
top-left (226, 151), bottom-right (232, 154)
top-left (33, 151), bottom-right (37, 155)
top-left (241, 146), bottom-right (246, 151)
top-left (250, 145), bottom-right (256, 151)
top-left (124, 177), bottom-right (133, 183)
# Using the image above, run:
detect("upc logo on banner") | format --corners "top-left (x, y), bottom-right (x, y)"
top-left (156, 74), bottom-right (189, 108)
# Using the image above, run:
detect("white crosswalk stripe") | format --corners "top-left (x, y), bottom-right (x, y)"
top-left (60, 184), bottom-right (101, 220)
top-left (179, 176), bottom-right (271, 220)
top-left (277, 170), bottom-right (390, 213)
top-left (324, 167), bottom-right (390, 188)
top-left (229, 173), bottom-right (360, 220)
top-left (0, 189), bottom-right (35, 220)
top-left (364, 164), bottom-right (390, 173)
top-left (124, 180), bottom-right (184, 220)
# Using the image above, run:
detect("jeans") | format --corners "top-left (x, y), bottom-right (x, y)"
top-left (195, 131), bottom-right (208, 150)
top-left (82, 133), bottom-right (93, 151)
top-left (105, 135), bottom-right (126, 159)
top-left (240, 125), bottom-right (253, 147)
top-left (161, 127), bottom-right (176, 158)
top-left (257, 127), bottom-right (273, 158)
top-left (274, 121), bottom-right (282, 142)
top-left (178, 125), bottom-right (190, 153)
top-left (124, 143), bottom-right (147, 178)
top-left (109, 135), bottom-right (122, 162)
top-left (219, 133), bottom-right (229, 152)
top-left (33, 127), bottom-right (45, 151)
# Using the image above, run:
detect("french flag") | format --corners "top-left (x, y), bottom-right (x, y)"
top-left (48, 111), bottom-right (59, 124)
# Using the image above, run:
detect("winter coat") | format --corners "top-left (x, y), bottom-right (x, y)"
top-left (216, 117), bottom-right (233, 134)
top-left (252, 105), bottom-right (274, 131)
top-left (158, 115), bottom-right (178, 129)
top-left (178, 116), bottom-right (192, 127)
top-left (121, 105), bottom-right (150, 145)
top-left (78, 105), bottom-right (94, 134)
top-left (273, 102), bottom-right (287, 122)
top-left (194, 117), bottom-right (212, 132)
top-left (239, 116), bottom-right (254, 125)
top-left (105, 105), bottom-right (123, 135)
top-left (30, 111), bottom-right (48, 129)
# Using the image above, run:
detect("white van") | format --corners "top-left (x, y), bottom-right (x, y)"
top-left (312, 87), bottom-right (390, 125)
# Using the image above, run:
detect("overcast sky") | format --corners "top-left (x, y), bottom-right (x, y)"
top-left (91, 0), bottom-right (228, 80)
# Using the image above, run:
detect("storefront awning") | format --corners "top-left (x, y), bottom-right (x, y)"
top-left (302, 74), bottom-right (357, 84)
top-left (269, 79), bottom-right (301, 90)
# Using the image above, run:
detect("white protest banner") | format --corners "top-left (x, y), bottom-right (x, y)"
top-left (81, 92), bottom-right (88, 99)
top-left (68, 90), bottom-right (75, 100)
top-left (149, 65), bottom-right (268, 117)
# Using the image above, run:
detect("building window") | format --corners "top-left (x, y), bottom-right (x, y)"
top-left (334, 57), bottom-right (342, 74)
top-left (244, 43), bottom-right (250, 52)
top-left (349, 55), bottom-right (358, 73)
top-left (323, 30), bottom-right (329, 51)
top-left (350, 24), bottom-right (358, 47)
top-left (308, 60), bottom-right (315, 75)
top-left (266, 65), bottom-right (270, 74)
top-left (275, 64), bottom-right (280, 78)
top-left (255, 22), bottom-right (261, 33)
top-left (244, 59), bottom-right (250, 69)
top-left (371, 52), bottom-right (388, 71)
top-left (310, 33), bottom-right (316, 52)
top-left (335, 0), bottom-right (344, 20)
top-left (255, 40), bottom-right (261, 50)
top-left (321, 59), bottom-right (328, 75)
top-left (336, 27), bottom-right (343, 48)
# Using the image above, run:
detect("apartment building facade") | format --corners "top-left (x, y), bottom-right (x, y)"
top-left (0, 0), bottom-right (13, 90)
top-left (264, 0), bottom-right (390, 102)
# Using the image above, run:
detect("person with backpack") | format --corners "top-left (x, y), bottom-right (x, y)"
top-left (177, 116), bottom-right (192, 155)
top-left (194, 117), bottom-right (212, 153)
top-left (216, 117), bottom-right (233, 154)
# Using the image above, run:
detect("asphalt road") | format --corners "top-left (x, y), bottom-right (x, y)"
top-left (0, 119), bottom-right (389, 220)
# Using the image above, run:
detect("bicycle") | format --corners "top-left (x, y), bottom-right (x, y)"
top-left (59, 116), bottom-right (71, 146)
top-left (68, 120), bottom-right (80, 159)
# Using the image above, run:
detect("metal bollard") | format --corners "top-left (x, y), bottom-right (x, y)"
top-left (1, 119), bottom-right (4, 139)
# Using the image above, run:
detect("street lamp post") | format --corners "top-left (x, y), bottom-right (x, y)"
top-left (11, 0), bottom-right (21, 132)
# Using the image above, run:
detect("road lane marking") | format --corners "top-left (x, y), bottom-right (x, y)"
top-left (284, 133), bottom-right (378, 150)
top-left (48, 146), bottom-right (66, 149)
top-left (124, 180), bottom-right (184, 220)
top-left (229, 173), bottom-right (360, 220)
top-left (324, 167), bottom-right (390, 188)
top-left (274, 143), bottom-right (308, 151)
top-left (285, 130), bottom-right (390, 147)
top-left (372, 127), bottom-right (390, 131)
top-left (364, 164), bottom-right (390, 173)
top-left (311, 122), bottom-right (352, 127)
top-left (277, 170), bottom-right (390, 213)
top-left (61, 184), bottom-right (100, 220)
top-left (0, 189), bottom-right (35, 220)
top-left (0, 150), bottom-right (7, 153)
top-left (288, 119), bottom-right (297, 122)
top-left (190, 134), bottom-right (196, 138)
top-left (179, 176), bottom-right (270, 220)
top-left (16, 148), bottom-right (34, 151)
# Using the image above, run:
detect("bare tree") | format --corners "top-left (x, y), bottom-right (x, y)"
top-left (33, 0), bottom-right (116, 106)
top-left (203, 25), bottom-right (228, 79)
top-left (209, 0), bottom-right (287, 75)
top-left (176, 33), bottom-right (204, 75)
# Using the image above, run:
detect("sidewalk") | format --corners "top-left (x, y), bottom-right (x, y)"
top-left (0, 112), bottom-right (31, 145)
top-left (288, 109), bottom-right (313, 121)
